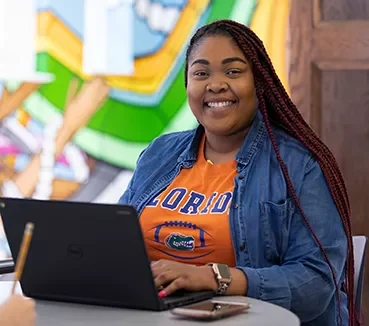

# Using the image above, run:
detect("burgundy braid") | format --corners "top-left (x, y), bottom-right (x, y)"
top-left (185, 20), bottom-right (355, 326)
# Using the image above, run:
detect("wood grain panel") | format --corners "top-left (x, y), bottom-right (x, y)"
top-left (321, 70), bottom-right (369, 318)
top-left (310, 64), bottom-right (322, 135)
top-left (321, 0), bottom-right (369, 20)
top-left (289, 0), bottom-right (313, 123)
top-left (312, 21), bottom-right (369, 64)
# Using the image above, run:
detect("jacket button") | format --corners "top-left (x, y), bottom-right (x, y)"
top-left (240, 243), bottom-right (245, 251)
top-left (234, 203), bottom-right (239, 208)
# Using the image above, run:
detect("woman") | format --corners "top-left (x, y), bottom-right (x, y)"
top-left (119, 20), bottom-right (354, 326)
top-left (0, 295), bottom-right (36, 326)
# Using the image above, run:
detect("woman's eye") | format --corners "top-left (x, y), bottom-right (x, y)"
top-left (194, 71), bottom-right (208, 77)
top-left (227, 70), bottom-right (240, 75)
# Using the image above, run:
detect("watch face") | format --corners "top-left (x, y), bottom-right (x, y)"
top-left (218, 264), bottom-right (231, 279)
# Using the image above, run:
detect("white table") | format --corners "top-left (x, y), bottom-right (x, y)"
top-left (0, 282), bottom-right (300, 326)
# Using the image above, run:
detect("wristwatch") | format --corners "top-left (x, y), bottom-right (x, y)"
top-left (207, 263), bottom-right (232, 295)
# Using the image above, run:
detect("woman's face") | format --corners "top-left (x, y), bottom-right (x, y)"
top-left (186, 35), bottom-right (258, 137)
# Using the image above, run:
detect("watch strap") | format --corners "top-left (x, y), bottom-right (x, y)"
top-left (208, 263), bottom-right (231, 295)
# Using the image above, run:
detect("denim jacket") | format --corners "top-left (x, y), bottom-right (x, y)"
top-left (119, 110), bottom-right (348, 325)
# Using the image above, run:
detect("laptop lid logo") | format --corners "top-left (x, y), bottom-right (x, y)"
top-left (67, 244), bottom-right (83, 259)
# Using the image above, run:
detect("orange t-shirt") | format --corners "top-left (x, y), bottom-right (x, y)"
top-left (139, 136), bottom-right (237, 267)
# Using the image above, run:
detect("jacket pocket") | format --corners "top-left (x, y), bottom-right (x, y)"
top-left (260, 198), bottom-right (295, 264)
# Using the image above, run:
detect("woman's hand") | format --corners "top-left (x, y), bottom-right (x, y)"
top-left (0, 295), bottom-right (36, 326)
top-left (151, 260), bottom-right (218, 297)
top-left (151, 260), bottom-right (248, 297)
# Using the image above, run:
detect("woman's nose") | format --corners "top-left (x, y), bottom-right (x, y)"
top-left (206, 81), bottom-right (229, 93)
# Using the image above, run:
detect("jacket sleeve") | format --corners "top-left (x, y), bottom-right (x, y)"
top-left (237, 159), bottom-right (348, 323)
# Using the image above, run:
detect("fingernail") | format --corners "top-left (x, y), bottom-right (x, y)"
top-left (158, 290), bottom-right (166, 298)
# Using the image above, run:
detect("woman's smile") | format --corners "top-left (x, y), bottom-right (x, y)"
top-left (204, 99), bottom-right (238, 118)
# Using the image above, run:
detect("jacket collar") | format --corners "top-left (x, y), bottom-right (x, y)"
top-left (178, 109), bottom-right (268, 168)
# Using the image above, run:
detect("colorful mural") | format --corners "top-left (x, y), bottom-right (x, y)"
top-left (0, 0), bottom-right (290, 258)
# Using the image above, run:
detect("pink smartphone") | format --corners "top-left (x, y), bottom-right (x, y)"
top-left (171, 299), bottom-right (250, 320)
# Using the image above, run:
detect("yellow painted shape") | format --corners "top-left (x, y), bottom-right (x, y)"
top-left (4, 155), bottom-right (16, 169)
top-left (271, 0), bottom-right (290, 94)
top-left (249, 0), bottom-right (290, 94)
top-left (37, 0), bottom-right (210, 94)
top-left (17, 109), bottom-right (31, 126)
top-left (249, 0), bottom-right (276, 55)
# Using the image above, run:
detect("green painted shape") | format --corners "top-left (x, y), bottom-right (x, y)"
top-left (35, 0), bottom-right (236, 143)
top-left (37, 53), bottom-right (168, 143)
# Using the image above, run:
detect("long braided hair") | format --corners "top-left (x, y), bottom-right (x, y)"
top-left (184, 20), bottom-right (355, 326)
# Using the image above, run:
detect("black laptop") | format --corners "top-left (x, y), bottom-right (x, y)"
top-left (0, 197), bottom-right (214, 311)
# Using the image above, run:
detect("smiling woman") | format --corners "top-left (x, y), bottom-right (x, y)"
top-left (186, 35), bottom-right (257, 161)
top-left (119, 19), bottom-right (354, 326)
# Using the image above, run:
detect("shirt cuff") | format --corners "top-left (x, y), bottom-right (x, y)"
top-left (237, 266), bottom-right (262, 299)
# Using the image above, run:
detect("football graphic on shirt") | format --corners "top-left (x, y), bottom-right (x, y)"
top-left (145, 220), bottom-right (214, 260)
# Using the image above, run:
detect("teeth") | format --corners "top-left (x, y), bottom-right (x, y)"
top-left (135, 0), bottom-right (180, 34)
top-left (207, 101), bottom-right (234, 108)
